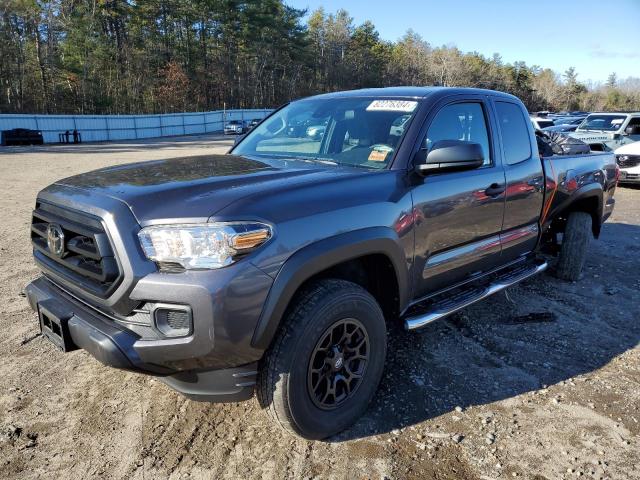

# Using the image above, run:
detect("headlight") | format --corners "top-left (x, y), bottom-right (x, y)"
top-left (138, 222), bottom-right (272, 270)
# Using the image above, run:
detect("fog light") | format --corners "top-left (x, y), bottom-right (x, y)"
top-left (153, 304), bottom-right (192, 337)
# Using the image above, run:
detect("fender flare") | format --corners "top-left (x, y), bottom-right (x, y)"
top-left (250, 227), bottom-right (410, 350)
top-left (548, 181), bottom-right (604, 237)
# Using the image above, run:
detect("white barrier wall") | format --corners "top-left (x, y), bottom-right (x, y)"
top-left (0, 109), bottom-right (273, 144)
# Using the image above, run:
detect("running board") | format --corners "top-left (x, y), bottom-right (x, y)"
top-left (404, 260), bottom-right (548, 331)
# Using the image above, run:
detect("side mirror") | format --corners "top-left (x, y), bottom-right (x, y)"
top-left (624, 125), bottom-right (640, 135)
top-left (414, 140), bottom-right (485, 176)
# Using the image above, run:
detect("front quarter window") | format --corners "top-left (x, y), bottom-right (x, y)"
top-left (232, 97), bottom-right (420, 169)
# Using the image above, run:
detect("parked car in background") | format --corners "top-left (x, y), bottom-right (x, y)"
top-left (247, 118), bottom-right (262, 131)
top-left (570, 112), bottom-right (640, 150)
top-left (542, 124), bottom-right (579, 133)
top-left (530, 116), bottom-right (555, 130)
top-left (615, 141), bottom-right (640, 185)
top-left (224, 120), bottom-right (245, 135)
top-left (1, 128), bottom-right (44, 146)
top-left (553, 116), bottom-right (586, 126)
top-left (389, 114), bottom-right (412, 136)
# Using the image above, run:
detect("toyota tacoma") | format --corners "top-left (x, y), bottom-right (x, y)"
top-left (25, 87), bottom-right (618, 439)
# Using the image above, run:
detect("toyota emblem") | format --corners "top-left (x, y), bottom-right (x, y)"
top-left (46, 223), bottom-right (65, 257)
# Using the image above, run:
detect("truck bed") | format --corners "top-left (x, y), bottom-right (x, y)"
top-left (541, 151), bottom-right (618, 233)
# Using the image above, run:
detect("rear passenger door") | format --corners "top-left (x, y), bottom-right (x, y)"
top-left (491, 100), bottom-right (545, 262)
top-left (411, 96), bottom-right (506, 298)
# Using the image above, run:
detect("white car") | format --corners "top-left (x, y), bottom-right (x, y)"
top-left (530, 116), bottom-right (555, 130)
top-left (615, 141), bottom-right (640, 185)
top-left (224, 120), bottom-right (245, 135)
top-left (570, 112), bottom-right (640, 150)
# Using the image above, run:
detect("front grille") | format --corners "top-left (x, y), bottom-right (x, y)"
top-left (31, 201), bottom-right (122, 298)
top-left (617, 155), bottom-right (640, 168)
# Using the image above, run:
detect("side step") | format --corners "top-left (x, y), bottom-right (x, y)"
top-left (404, 260), bottom-right (548, 331)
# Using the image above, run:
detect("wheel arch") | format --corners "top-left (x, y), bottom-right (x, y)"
top-left (250, 227), bottom-right (410, 350)
top-left (547, 183), bottom-right (604, 238)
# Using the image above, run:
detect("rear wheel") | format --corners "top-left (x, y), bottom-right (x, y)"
top-left (256, 279), bottom-right (387, 440)
top-left (556, 211), bottom-right (592, 281)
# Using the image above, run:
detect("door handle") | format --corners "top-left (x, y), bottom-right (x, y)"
top-left (485, 183), bottom-right (505, 197)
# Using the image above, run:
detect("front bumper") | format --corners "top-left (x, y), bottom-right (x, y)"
top-left (26, 276), bottom-right (163, 373)
top-left (619, 169), bottom-right (640, 184)
top-left (25, 276), bottom-right (259, 402)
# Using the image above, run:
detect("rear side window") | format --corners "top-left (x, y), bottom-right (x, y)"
top-left (495, 101), bottom-right (532, 165)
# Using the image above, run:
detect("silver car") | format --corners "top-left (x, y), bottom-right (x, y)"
top-left (224, 120), bottom-right (245, 135)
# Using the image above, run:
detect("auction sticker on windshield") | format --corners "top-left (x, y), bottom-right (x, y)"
top-left (368, 144), bottom-right (394, 162)
top-left (366, 100), bottom-right (418, 112)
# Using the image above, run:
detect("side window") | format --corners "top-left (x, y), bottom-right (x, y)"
top-left (424, 102), bottom-right (491, 166)
top-left (495, 101), bottom-right (532, 165)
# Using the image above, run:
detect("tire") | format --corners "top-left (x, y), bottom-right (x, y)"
top-left (256, 279), bottom-right (387, 440)
top-left (556, 211), bottom-right (592, 281)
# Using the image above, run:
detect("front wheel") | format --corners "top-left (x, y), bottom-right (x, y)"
top-left (256, 279), bottom-right (387, 440)
top-left (556, 211), bottom-right (592, 281)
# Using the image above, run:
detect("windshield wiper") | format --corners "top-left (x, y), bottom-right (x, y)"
top-left (245, 153), bottom-right (338, 165)
top-left (287, 156), bottom-right (339, 166)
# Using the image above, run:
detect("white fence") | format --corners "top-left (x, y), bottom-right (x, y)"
top-left (0, 109), bottom-right (273, 144)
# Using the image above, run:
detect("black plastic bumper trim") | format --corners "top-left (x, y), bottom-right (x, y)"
top-left (159, 363), bottom-right (258, 403)
top-left (25, 276), bottom-right (171, 375)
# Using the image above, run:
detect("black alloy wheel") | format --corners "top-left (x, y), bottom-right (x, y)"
top-left (307, 318), bottom-right (370, 410)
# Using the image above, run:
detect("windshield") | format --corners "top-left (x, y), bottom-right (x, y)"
top-left (578, 114), bottom-right (626, 131)
top-left (232, 97), bottom-right (420, 169)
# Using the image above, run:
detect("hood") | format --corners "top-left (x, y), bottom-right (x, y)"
top-left (570, 131), bottom-right (615, 142)
top-left (615, 141), bottom-right (640, 155)
top-left (55, 154), bottom-right (364, 224)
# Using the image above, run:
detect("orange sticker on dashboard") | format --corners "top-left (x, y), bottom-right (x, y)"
top-left (368, 149), bottom-right (388, 162)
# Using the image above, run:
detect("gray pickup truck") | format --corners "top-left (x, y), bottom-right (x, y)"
top-left (25, 87), bottom-right (618, 439)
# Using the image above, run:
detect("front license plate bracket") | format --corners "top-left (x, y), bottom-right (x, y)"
top-left (37, 299), bottom-right (77, 352)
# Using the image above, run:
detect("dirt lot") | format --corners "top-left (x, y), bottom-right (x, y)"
top-left (1, 134), bottom-right (639, 479)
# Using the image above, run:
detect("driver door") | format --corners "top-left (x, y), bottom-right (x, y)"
top-left (411, 97), bottom-right (506, 298)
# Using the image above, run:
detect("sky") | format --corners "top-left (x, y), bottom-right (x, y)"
top-left (286, 0), bottom-right (640, 84)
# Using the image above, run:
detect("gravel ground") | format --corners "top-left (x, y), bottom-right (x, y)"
top-left (1, 134), bottom-right (639, 479)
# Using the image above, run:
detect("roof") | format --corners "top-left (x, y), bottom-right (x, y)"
top-left (300, 86), bottom-right (521, 102)
top-left (587, 112), bottom-right (640, 116)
